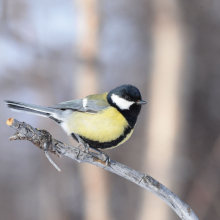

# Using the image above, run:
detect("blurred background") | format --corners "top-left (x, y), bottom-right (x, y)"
top-left (1, 0), bottom-right (220, 219)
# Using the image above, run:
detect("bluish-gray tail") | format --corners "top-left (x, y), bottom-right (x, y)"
top-left (4, 100), bottom-right (63, 124)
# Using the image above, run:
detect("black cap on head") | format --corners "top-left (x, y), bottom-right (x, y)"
top-left (109, 84), bottom-right (142, 102)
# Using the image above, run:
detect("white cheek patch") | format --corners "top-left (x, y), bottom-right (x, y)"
top-left (111, 94), bottom-right (134, 110)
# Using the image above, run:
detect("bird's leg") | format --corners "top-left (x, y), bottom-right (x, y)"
top-left (71, 133), bottom-right (110, 165)
top-left (73, 133), bottom-right (89, 153)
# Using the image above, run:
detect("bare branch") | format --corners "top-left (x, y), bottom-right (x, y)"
top-left (6, 118), bottom-right (199, 220)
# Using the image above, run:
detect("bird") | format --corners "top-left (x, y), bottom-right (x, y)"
top-left (5, 84), bottom-right (146, 151)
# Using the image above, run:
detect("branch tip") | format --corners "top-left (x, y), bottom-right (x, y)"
top-left (6, 118), bottom-right (14, 126)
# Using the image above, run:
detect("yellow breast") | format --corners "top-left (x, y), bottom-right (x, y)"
top-left (64, 107), bottom-right (130, 143)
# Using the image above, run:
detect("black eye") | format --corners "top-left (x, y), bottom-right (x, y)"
top-left (124, 95), bottom-right (130, 101)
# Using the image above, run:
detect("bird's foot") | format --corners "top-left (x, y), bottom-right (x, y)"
top-left (74, 133), bottom-right (89, 153)
top-left (76, 142), bottom-right (89, 153)
top-left (72, 133), bottom-right (110, 165)
top-left (100, 151), bottom-right (111, 166)
top-left (73, 133), bottom-right (90, 160)
top-left (90, 147), bottom-right (111, 166)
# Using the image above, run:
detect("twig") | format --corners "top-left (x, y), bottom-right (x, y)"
top-left (6, 118), bottom-right (199, 220)
top-left (44, 151), bottom-right (61, 172)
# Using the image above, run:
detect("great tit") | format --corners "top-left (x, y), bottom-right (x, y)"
top-left (5, 84), bottom-right (146, 150)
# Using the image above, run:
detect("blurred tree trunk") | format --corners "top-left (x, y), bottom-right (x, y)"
top-left (186, 136), bottom-right (220, 219)
top-left (139, 0), bottom-right (189, 219)
top-left (180, 1), bottom-right (220, 219)
top-left (73, 1), bottom-right (111, 220)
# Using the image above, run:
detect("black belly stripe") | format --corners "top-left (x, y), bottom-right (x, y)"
top-left (78, 125), bottom-right (133, 149)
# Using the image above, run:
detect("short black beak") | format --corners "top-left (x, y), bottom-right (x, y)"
top-left (136, 100), bottom-right (147, 105)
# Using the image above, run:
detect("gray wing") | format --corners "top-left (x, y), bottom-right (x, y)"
top-left (50, 98), bottom-right (110, 113)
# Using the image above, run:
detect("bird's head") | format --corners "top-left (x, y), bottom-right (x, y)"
top-left (107, 85), bottom-right (146, 126)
